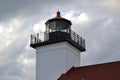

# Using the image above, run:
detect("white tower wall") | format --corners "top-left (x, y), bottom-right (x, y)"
top-left (36, 42), bottom-right (81, 80)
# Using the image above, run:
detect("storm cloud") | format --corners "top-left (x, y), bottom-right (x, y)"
top-left (0, 0), bottom-right (120, 80)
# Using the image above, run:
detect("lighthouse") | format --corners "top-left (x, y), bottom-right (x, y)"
top-left (30, 11), bottom-right (86, 80)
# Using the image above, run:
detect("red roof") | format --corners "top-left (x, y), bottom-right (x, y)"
top-left (45, 11), bottom-right (71, 25)
top-left (58, 61), bottom-right (120, 80)
top-left (55, 10), bottom-right (62, 18)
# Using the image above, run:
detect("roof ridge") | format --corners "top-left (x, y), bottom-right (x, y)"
top-left (75, 61), bottom-right (120, 69)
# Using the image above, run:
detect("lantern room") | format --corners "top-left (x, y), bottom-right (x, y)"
top-left (45, 11), bottom-right (72, 33)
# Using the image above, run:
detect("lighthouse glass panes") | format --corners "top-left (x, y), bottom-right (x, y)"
top-left (46, 20), bottom-right (71, 33)
top-left (49, 21), bottom-right (56, 32)
top-left (57, 20), bottom-right (70, 29)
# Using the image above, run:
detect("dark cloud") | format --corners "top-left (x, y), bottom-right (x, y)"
top-left (80, 17), bottom-right (120, 65)
top-left (0, 0), bottom-right (120, 80)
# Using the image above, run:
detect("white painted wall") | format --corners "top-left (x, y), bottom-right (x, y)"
top-left (36, 42), bottom-right (81, 80)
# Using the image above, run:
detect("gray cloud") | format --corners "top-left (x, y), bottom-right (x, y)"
top-left (80, 17), bottom-right (120, 65)
top-left (0, 0), bottom-right (120, 80)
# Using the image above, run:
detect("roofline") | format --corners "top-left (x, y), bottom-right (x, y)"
top-left (45, 18), bottom-right (72, 25)
top-left (79, 61), bottom-right (120, 68)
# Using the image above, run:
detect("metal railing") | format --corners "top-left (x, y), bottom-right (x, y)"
top-left (70, 30), bottom-right (85, 48)
top-left (30, 32), bottom-right (49, 44)
top-left (30, 30), bottom-right (85, 49)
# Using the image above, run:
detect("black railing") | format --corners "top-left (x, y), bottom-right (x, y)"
top-left (70, 30), bottom-right (85, 48)
top-left (30, 32), bottom-right (49, 44)
top-left (30, 30), bottom-right (85, 49)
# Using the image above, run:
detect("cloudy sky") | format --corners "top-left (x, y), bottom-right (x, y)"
top-left (0, 0), bottom-right (120, 80)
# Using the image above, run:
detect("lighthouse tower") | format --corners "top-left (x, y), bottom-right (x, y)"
top-left (30, 11), bottom-right (86, 80)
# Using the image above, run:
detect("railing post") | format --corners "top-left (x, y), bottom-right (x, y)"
top-left (81, 37), bottom-right (82, 47)
top-left (77, 35), bottom-right (79, 44)
top-left (37, 33), bottom-right (39, 43)
top-left (69, 29), bottom-right (71, 35)
top-left (30, 35), bottom-right (32, 44)
top-left (82, 39), bottom-right (85, 48)
top-left (79, 37), bottom-right (81, 45)
top-left (34, 36), bottom-right (36, 44)
top-left (74, 32), bottom-right (75, 42)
